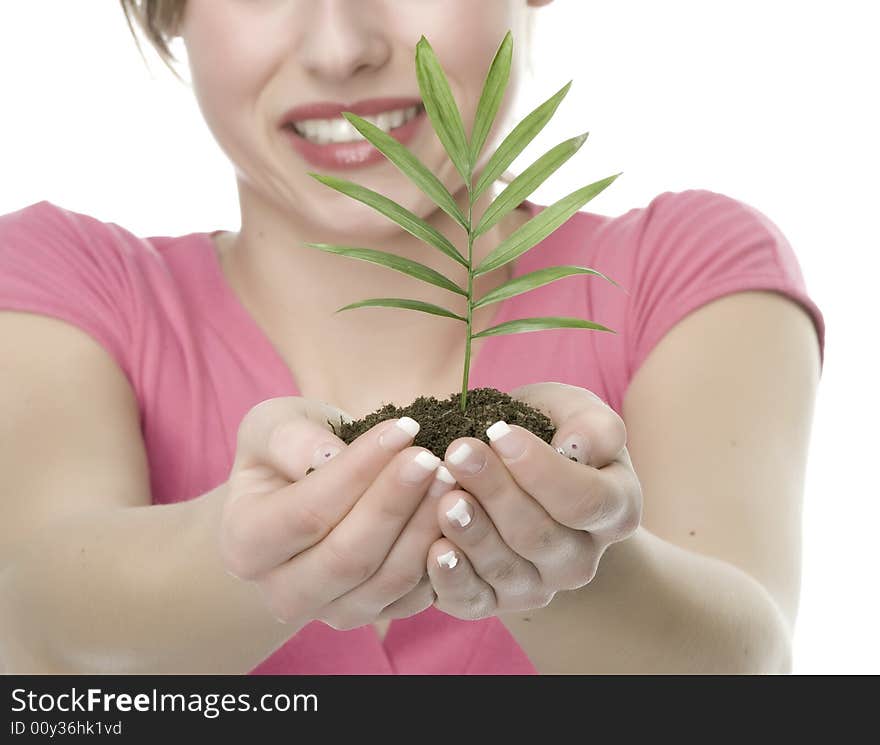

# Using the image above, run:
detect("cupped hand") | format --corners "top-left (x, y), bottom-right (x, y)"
top-left (425, 382), bottom-right (643, 620)
top-left (219, 397), bottom-right (458, 631)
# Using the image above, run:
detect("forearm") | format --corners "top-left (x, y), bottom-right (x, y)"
top-left (499, 526), bottom-right (793, 674)
top-left (0, 483), bottom-right (301, 674)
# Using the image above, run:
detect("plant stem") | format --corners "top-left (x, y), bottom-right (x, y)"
top-left (459, 180), bottom-right (475, 413)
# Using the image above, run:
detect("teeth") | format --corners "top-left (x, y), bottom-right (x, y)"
top-left (292, 105), bottom-right (420, 144)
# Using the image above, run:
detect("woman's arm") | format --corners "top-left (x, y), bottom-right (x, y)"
top-left (0, 484), bottom-right (297, 674)
top-left (501, 526), bottom-right (792, 674)
top-left (0, 312), bottom-right (295, 674)
top-left (499, 290), bottom-right (821, 673)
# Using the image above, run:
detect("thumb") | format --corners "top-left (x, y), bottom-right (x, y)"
top-left (233, 396), bottom-right (351, 481)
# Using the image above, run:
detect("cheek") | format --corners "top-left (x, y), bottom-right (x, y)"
top-left (183, 2), bottom-right (281, 118)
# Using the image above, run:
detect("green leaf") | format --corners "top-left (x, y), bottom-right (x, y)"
top-left (334, 298), bottom-right (467, 322)
top-left (340, 111), bottom-right (468, 230)
top-left (306, 172), bottom-right (467, 268)
top-left (473, 132), bottom-right (589, 239)
top-left (472, 265), bottom-right (625, 310)
top-left (470, 30), bottom-right (514, 168)
top-left (474, 172), bottom-right (623, 277)
top-left (472, 80), bottom-right (573, 202)
top-left (302, 243), bottom-right (467, 297)
top-left (415, 36), bottom-right (471, 186)
top-left (472, 316), bottom-right (616, 339)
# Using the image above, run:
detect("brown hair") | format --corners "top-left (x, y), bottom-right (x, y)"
top-left (119, 0), bottom-right (186, 81)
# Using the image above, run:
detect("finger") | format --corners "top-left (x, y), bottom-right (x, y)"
top-left (437, 487), bottom-right (595, 588)
top-left (232, 395), bottom-right (352, 479)
top-left (442, 434), bottom-right (568, 557)
top-left (222, 416), bottom-right (421, 580)
top-left (427, 539), bottom-right (498, 621)
top-left (481, 420), bottom-right (637, 534)
top-left (435, 490), bottom-right (549, 609)
top-left (322, 465), bottom-right (456, 617)
top-left (508, 381), bottom-right (628, 467)
top-left (376, 575), bottom-right (437, 621)
top-left (258, 446), bottom-right (442, 619)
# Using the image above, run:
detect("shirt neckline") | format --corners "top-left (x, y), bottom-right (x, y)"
top-left (198, 198), bottom-right (541, 402)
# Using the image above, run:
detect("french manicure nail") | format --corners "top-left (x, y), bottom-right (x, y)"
top-left (447, 442), bottom-right (486, 475)
top-left (445, 497), bottom-right (473, 528)
top-left (437, 550), bottom-right (458, 569)
top-left (427, 464), bottom-right (456, 497)
top-left (379, 416), bottom-right (420, 451)
top-left (400, 450), bottom-right (441, 485)
top-left (486, 420), bottom-right (525, 459)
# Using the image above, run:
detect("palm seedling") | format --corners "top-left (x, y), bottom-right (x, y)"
top-left (303, 30), bottom-right (625, 452)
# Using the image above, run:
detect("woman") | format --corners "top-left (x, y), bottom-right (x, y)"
top-left (0, 0), bottom-right (824, 674)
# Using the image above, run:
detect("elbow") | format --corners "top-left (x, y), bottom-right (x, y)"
top-left (725, 612), bottom-right (792, 675)
top-left (710, 573), bottom-right (794, 675)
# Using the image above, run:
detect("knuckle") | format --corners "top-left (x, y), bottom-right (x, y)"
top-left (377, 455), bottom-right (426, 517)
top-left (374, 565), bottom-right (426, 600)
top-left (564, 559), bottom-right (598, 590)
top-left (479, 474), bottom-right (507, 502)
top-left (462, 588), bottom-right (495, 619)
top-left (489, 554), bottom-right (522, 585)
top-left (563, 488), bottom-right (605, 529)
top-left (516, 524), bottom-right (557, 555)
top-left (381, 579), bottom-right (435, 619)
top-left (322, 536), bottom-right (378, 585)
top-left (618, 500), bottom-right (642, 537)
top-left (347, 449), bottom-right (382, 485)
top-left (291, 501), bottom-right (333, 544)
top-left (376, 496), bottom-right (416, 524)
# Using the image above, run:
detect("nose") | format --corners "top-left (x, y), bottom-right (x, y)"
top-left (296, 0), bottom-right (390, 84)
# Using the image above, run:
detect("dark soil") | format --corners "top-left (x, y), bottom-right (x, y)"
top-left (305, 387), bottom-right (561, 474)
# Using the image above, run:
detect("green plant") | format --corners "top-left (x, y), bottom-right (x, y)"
top-left (303, 30), bottom-right (624, 414)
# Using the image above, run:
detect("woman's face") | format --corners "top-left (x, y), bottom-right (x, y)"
top-left (179, 0), bottom-right (546, 239)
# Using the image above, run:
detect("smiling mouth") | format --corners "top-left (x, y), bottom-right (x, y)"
top-left (283, 102), bottom-right (426, 140)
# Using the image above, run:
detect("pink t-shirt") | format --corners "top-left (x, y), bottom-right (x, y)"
top-left (0, 190), bottom-right (826, 674)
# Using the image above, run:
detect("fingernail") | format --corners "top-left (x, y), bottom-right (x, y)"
top-left (437, 550), bottom-right (458, 569)
top-left (311, 442), bottom-right (342, 469)
top-left (399, 450), bottom-right (441, 485)
top-left (445, 497), bottom-right (473, 528)
top-left (427, 464), bottom-right (457, 497)
top-left (379, 416), bottom-right (420, 451)
top-left (447, 441), bottom-right (486, 475)
top-left (554, 431), bottom-right (589, 464)
top-left (486, 420), bottom-right (525, 460)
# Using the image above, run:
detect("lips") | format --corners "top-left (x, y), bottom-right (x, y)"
top-left (279, 96), bottom-right (423, 127)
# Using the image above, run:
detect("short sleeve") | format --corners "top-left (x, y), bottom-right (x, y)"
top-left (626, 189), bottom-right (826, 378)
top-left (0, 200), bottom-right (135, 384)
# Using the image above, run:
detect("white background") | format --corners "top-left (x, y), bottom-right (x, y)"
top-left (1, 1), bottom-right (877, 674)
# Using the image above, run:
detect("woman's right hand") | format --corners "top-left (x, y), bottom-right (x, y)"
top-left (219, 396), bottom-right (457, 630)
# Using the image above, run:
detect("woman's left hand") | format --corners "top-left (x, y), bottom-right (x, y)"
top-left (427, 382), bottom-right (643, 620)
